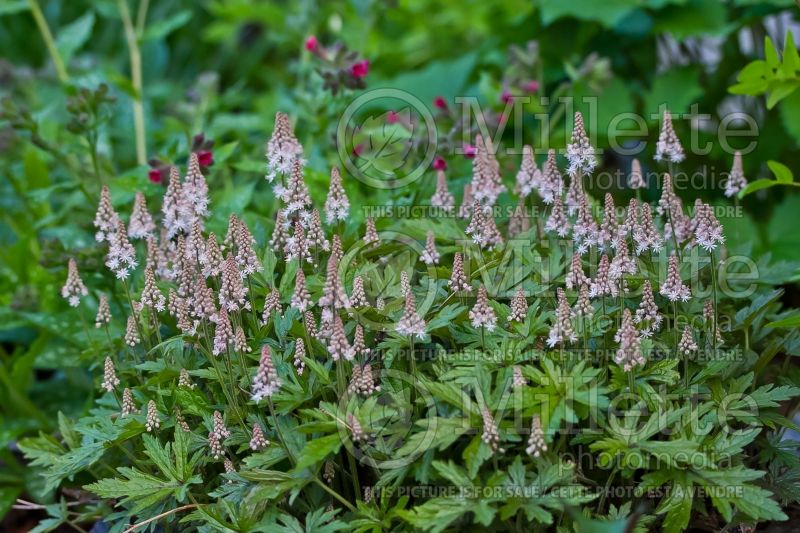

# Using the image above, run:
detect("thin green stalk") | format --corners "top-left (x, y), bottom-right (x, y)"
top-left (247, 278), bottom-right (259, 326)
top-left (135, 0), bottom-right (150, 33)
top-left (151, 310), bottom-right (163, 349)
top-left (582, 315), bottom-right (588, 353)
top-left (346, 446), bottom-right (361, 502)
top-left (313, 477), bottom-right (357, 513)
top-left (597, 464), bottom-right (621, 514)
top-left (117, 0), bottom-right (147, 165)
top-left (222, 347), bottom-right (245, 417)
top-left (409, 336), bottom-right (417, 405)
top-left (710, 249), bottom-right (719, 354)
top-left (122, 280), bottom-right (146, 347)
top-left (27, 0), bottom-right (69, 82)
top-left (77, 309), bottom-right (96, 357)
top-left (267, 397), bottom-right (297, 463)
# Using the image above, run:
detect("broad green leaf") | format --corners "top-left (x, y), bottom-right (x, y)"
top-left (293, 433), bottom-right (342, 470)
top-left (767, 314), bottom-right (800, 328)
top-left (738, 178), bottom-right (778, 198)
top-left (55, 12), bottom-right (95, 63)
top-left (141, 10), bottom-right (191, 41)
top-left (765, 36), bottom-right (781, 69)
top-left (768, 160), bottom-right (794, 183)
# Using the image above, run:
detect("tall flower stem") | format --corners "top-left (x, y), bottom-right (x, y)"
top-left (268, 396), bottom-right (299, 463)
top-left (150, 311), bottom-right (163, 349)
top-left (122, 279), bottom-right (147, 352)
top-left (666, 162), bottom-right (683, 262)
top-left (247, 278), bottom-right (258, 326)
top-left (27, 0), bottom-right (69, 83)
top-left (313, 477), bottom-right (357, 513)
top-left (582, 315), bottom-right (588, 352)
top-left (409, 336), bottom-right (417, 406)
top-left (709, 249), bottom-right (719, 354)
top-left (232, 312), bottom-right (252, 390)
top-left (77, 309), bottom-right (95, 356)
top-left (117, 0), bottom-right (147, 165)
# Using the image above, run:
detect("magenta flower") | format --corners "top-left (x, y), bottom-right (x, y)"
top-left (433, 157), bottom-right (447, 171)
top-left (351, 60), bottom-right (369, 78)
top-left (148, 169), bottom-right (163, 184)
top-left (197, 150), bottom-right (214, 167)
top-left (463, 144), bottom-right (476, 158)
top-left (524, 80), bottom-right (540, 93)
top-left (433, 96), bottom-right (447, 109)
top-left (305, 35), bottom-right (319, 52)
top-left (386, 111), bottom-right (399, 124)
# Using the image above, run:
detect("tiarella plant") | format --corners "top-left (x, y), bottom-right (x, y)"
top-left (19, 109), bottom-right (800, 533)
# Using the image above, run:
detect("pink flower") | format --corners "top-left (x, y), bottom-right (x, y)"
top-left (433, 96), bottom-right (447, 109)
top-left (305, 35), bottom-right (319, 52)
top-left (197, 150), bottom-right (213, 167)
top-left (524, 80), bottom-right (540, 93)
top-left (148, 169), bottom-right (163, 184)
top-left (386, 111), bottom-right (399, 124)
top-left (501, 90), bottom-right (512, 104)
top-left (351, 60), bottom-right (369, 78)
top-left (353, 143), bottom-right (364, 157)
top-left (463, 144), bottom-right (476, 158)
top-left (433, 157), bottom-right (447, 171)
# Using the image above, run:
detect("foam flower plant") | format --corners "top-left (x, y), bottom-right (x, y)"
top-left (23, 110), bottom-right (800, 533)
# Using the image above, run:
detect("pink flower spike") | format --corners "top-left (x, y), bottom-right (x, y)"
top-left (351, 60), bottom-right (369, 78)
top-left (433, 157), bottom-right (447, 171)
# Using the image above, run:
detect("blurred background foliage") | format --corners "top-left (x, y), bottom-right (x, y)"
top-left (2, 0), bottom-right (800, 523)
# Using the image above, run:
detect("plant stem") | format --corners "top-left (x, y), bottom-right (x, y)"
top-left (117, 0), bottom-right (147, 165)
top-left (597, 464), bottom-right (620, 514)
top-left (313, 477), bottom-right (357, 512)
top-left (135, 0), bottom-right (150, 33)
top-left (27, 0), bottom-right (69, 83)
top-left (267, 397), bottom-right (297, 463)
top-left (710, 249), bottom-right (719, 355)
top-left (77, 309), bottom-right (96, 356)
top-left (122, 504), bottom-right (198, 533)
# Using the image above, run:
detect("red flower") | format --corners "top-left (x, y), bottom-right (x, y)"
top-left (433, 157), bottom-right (447, 171)
top-left (386, 111), bottom-right (399, 124)
top-left (305, 35), bottom-right (319, 52)
top-left (463, 144), bottom-right (476, 158)
top-left (524, 80), bottom-right (540, 93)
top-left (197, 150), bottom-right (214, 167)
top-left (148, 169), bottom-right (163, 184)
top-left (433, 96), bottom-right (447, 110)
top-left (353, 143), bottom-right (364, 157)
top-left (351, 60), bottom-right (369, 78)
